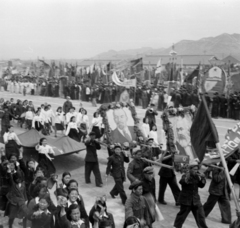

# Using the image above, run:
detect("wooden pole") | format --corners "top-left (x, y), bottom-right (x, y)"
top-left (216, 142), bottom-right (240, 211)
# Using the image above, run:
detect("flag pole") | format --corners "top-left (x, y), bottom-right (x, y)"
top-left (201, 94), bottom-right (240, 212)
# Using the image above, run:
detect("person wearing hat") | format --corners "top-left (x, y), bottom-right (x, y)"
top-left (106, 144), bottom-right (129, 205)
top-left (142, 166), bottom-right (156, 200)
top-left (84, 132), bottom-right (103, 187)
top-left (141, 138), bottom-right (154, 160)
top-left (127, 149), bottom-right (146, 183)
top-left (125, 180), bottom-right (151, 227)
top-left (62, 96), bottom-right (73, 114)
top-left (144, 104), bottom-right (158, 130)
top-left (173, 161), bottom-right (208, 228)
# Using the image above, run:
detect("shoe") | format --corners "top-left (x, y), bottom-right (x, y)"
top-left (110, 192), bottom-right (116, 198)
top-left (85, 182), bottom-right (91, 184)
top-left (96, 184), bottom-right (103, 187)
top-left (158, 200), bottom-right (167, 205)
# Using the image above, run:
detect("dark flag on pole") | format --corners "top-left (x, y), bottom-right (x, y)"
top-left (184, 64), bottom-right (200, 83)
top-left (130, 58), bottom-right (143, 74)
top-left (190, 95), bottom-right (219, 162)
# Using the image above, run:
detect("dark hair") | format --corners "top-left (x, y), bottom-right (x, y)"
top-left (67, 179), bottom-right (78, 189)
top-left (93, 112), bottom-right (98, 118)
top-left (56, 107), bottom-right (62, 112)
top-left (70, 116), bottom-right (75, 122)
top-left (67, 204), bottom-right (80, 221)
top-left (62, 171), bottom-right (71, 182)
top-left (81, 109), bottom-right (87, 115)
top-left (123, 216), bottom-right (140, 228)
top-left (9, 153), bottom-right (18, 160)
top-left (39, 138), bottom-right (47, 145)
top-left (39, 194), bottom-right (51, 206)
top-left (7, 125), bottom-right (13, 132)
top-left (152, 124), bottom-right (157, 131)
top-left (32, 183), bottom-right (48, 198)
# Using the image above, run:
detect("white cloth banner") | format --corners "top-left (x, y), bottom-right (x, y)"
top-left (112, 72), bottom-right (136, 88)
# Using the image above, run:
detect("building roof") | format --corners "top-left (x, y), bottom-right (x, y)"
top-left (143, 54), bottom-right (215, 66)
top-left (222, 55), bottom-right (240, 64)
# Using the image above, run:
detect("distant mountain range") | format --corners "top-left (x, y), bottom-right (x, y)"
top-left (92, 33), bottom-right (240, 60)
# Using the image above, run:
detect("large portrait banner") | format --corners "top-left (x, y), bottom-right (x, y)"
top-left (98, 102), bottom-right (143, 146)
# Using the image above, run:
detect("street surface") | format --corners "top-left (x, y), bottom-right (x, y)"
top-left (0, 91), bottom-right (238, 228)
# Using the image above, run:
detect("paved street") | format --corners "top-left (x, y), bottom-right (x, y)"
top-left (0, 91), bottom-right (239, 228)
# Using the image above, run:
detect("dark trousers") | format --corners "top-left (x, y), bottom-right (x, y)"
top-left (85, 161), bottom-right (103, 186)
top-left (203, 194), bottom-right (231, 224)
top-left (110, 177), bottom-right (127, 204)
top-left (158, 176), bottom-right (180, 203)
top-left (174, 203), bottom-right (208, 228)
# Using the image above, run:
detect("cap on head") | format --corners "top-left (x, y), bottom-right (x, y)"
top-left (129, 180), bottom-right (143, 190)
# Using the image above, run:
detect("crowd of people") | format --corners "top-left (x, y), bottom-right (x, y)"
top-left (0, 87), bottom-right (239, 228)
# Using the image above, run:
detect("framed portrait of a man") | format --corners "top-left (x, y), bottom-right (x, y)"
top-left (98, 102), bottom-right (142, 145)
top-left (168, 112), bottom-right (197, 161)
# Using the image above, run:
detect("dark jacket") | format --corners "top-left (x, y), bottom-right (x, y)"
top-left (209, 168), bottom-right (230, 196)
top-left (31, 206), bottom-right (54, 228)
top-left (106, 153), bottom-right (129, 180)
top-left (158, 155), bottom-right (175, 178)
top-left (62, 101), bottom-right (73, 114)
top-left (142, 177), bottom-right (156, 200)
top-left (85, 140), bottom-right (101, 162)
top-left (127, 159), bottom-right (146, 183)
top-left (178, 174), bottom-right (206, 206)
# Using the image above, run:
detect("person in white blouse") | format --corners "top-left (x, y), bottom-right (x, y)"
top-left (142, 117), bottom-right (150, 139)
top-left (4, 125), bottom-right (22, 159)
top-left (65, 116), bottom-right (81, 142)
top-left (35, 138), bottom-right (56, 177)
top-left (25, 106), bottom-right (34, 130)
top-left (32, 108), bottom-right (44, 131)
top-left (53, 107), bottom-right (65, 137)
top-left (66, 107), bottom-right (77, 126)
top-left (91, 112), bottom-right (102, 140)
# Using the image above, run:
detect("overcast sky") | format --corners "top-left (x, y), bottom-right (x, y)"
top-left (0, 0), bottom-right (239, 60)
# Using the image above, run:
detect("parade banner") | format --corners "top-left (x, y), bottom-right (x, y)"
top-left (201, 66), bottom-right (227, 96)
top-left (112, 72), bottom-right (136, 88)
top-left (165, 108), bottom-right (239, 164)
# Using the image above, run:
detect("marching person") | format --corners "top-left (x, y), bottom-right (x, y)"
top-left (35, 138), bottom-right (56, 178)
top-left (106, 144), bottom-right (130, 205)
top-left (125, 180), bottom-right (152, 228)
top-left (65, 116), bottom-right (81, 142)
top-left (32, 108), bottom-right (44, 132)
top-left (158, 151), bottom-right (180, 205)
top-left (63, 96), bottom-right (73, 114)
top-left (127, 149), bottom-right (146, 183)
top-left (53, 107), bottom-right (65, 137)
top-left (173, 161), bottom-right (208, 228)
top-left (3, 125), bottom-right (22, 159)
top-left (84, 132), bottom-right (103, 187)
top-left (203, 164), bottom-right (231, 224)
top-left (142, 166), bottom-right (156, 200)
top-left (144, 104), bottom-right (158, 130)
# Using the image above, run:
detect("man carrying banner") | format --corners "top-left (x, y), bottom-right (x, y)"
top-left (203, 163), bottom-right (231, 224)
top-left (173, 161), bottom-right (208, 228)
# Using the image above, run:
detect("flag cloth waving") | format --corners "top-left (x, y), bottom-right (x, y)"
top-left (190, 95), bottom-right (219, 162)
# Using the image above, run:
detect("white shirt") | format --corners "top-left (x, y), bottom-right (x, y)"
top-left (65, 122), bottom-right (78, 136)
top-left (142, 123), bottom-right (150, 138)
top-left (149, 130), bottom-right (158, 146)
top-left (54, 111), bottom-right (65, 124)
top-left (25, 111), bottom-right (34, 120)
top-left (86, 87), bottom-right (90, 95)
top-left (91, 117), bottom-right (102, 128)
top-left (66, 112), bottom-right (76, 124)
top-left (164, 94), bottom-right (168, 103)
top-left (32, 115), bottom-right (44, 128)
top-left (3, 132), bottom-right (21, 145)
top-left (36, 145), bottom-right (55, 155)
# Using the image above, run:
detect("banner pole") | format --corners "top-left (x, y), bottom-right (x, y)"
top-left (215, 142), bottom-right (240, 211)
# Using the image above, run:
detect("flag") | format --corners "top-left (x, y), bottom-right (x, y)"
top-left (155, 59), bottom-right (162, 74)
top-left (38, 59), bottom-right (50, 69)
top-left (185, 64), bottom-right (200, 83)
top-left (130, 58), bottom-right (143, 74)
top-left (190, 95), bottom-right (219, 162)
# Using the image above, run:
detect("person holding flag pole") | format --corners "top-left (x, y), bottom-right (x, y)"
top-left (190, 94), bottom-right (240, 227)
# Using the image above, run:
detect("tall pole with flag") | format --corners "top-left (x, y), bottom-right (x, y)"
top-left (191, 94), bottom-right (240, 215)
